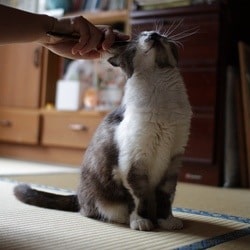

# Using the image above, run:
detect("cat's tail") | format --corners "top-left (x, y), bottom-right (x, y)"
top-left (14, 184), bottom-right (80, 212)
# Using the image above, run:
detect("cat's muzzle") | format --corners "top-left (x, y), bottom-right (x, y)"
top-left (145, 32), bottom-right (161, 42)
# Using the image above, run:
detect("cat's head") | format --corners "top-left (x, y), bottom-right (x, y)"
top-left (106, 31), bottom-right (179, 78)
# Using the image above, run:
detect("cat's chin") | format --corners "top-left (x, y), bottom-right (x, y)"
top-left (101, 41), bottom-right (130, 59)
top-left (100, 50), bottom-right (113, 61)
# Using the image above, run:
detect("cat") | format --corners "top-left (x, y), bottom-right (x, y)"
top-left (14, 30), bottom-right (192, 231)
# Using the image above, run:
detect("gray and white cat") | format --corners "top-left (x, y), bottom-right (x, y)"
top-left (14, 31), bottom-right (192, 231)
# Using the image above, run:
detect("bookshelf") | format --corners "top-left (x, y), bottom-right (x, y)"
top-left (74, 9), bottom-right (128, 24)
top-left (66, 9), bottom-right (131, 35)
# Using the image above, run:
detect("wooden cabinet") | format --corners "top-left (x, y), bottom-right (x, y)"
top-left (131, 3), bottom-right (229, 185)
top-left (0, 43), bottom-right (44, 146)
top-left (0, 43), bottom-right (60, 146)
top-left (0, 7), bottom-right (131, 165)
top-left (0, 43), bottom-right (42, 108)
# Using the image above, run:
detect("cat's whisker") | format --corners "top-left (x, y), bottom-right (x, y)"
top-left (155, 20), bottom-right (164, 34)
top-left (174, 29), bottom-right (198, 37)
top-left (169, 40), bottom-right (184, 49)
top-left (165, 19), bottom-right (184, 37)
top-left (168, 27), bottom-right (199, 40)
top-left (163, 29), bottom-right (171, 37)
top-left (169, 32), bottom-right (198, 42)
top-left (164, 19), bottom-right (179, 37)
top-left (169, 27), bottom-right (198, 37)
top-left (168, 39), bottom-right (184, 49)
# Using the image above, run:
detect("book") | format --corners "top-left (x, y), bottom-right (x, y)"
top-left (135, 0), bottom-right (191, 10)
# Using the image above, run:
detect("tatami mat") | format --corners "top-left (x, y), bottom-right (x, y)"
top-left (0, 158), bottom-right (79, 176)
top-left (8, 170), bottom-right (250, 218)
top-left (0, 179), bottom-right (250, 250)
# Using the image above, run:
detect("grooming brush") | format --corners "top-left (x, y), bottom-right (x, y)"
top-left (46, 31), bottom-right (130, 48)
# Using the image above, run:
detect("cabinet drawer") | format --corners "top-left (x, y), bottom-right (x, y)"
top-left (0, 109), bottom-right (40, 144)
top-left (42, 112), bottom-right (105, 149)
top-left (184, 114), bottom-right (215, 163)
top-left (180, 162), bottom-right (220, 186)
top-left (181, 69), bottom-right (217, 108)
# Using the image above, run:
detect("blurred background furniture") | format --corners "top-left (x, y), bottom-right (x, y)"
top-left (0, 1), bottom-right (249, 187)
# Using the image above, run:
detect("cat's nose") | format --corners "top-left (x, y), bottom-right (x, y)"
top-left (149, 32), bottom-right (161, 41)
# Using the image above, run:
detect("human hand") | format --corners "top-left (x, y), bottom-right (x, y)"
top-left (42, 16), bottom-right (130, 59)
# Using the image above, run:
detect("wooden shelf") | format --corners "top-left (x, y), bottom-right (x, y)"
top-left (68, 10), bottom-right (129, 25)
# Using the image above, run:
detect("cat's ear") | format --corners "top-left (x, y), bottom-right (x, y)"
top-left (108, 55), bottom-right (121, 67)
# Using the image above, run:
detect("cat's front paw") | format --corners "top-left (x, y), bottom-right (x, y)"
top-left (158, 215), bottom-right (183, 230)
top-left (130, 218), bottom-right (154, 231)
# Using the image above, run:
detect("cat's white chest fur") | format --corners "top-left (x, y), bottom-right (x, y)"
top-left (115, 70), bottom-right (192, 187)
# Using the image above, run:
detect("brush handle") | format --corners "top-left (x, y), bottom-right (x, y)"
top-left (46, 31), bottom-right (130, 46)
top-left (46, 31), bottom-right (80, 41)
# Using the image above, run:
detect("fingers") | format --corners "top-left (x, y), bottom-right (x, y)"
top-left (79, 25), bottom-right (103, 54)
top-left (97, 25), bottom-right (130, 51)
top-left (71, 16), bottom-right (103, 56)
top-left (46, 42), bottom-right (101, 60)
top-left (98, 26), bottom-right (115, 50)
top-left (114, 32), bottom-right (131, 41)
top-left (71, 17), bottom-right (130, 56)
top-left (50, 16), bottom-right (130, 59)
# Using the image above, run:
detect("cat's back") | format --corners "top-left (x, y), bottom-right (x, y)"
top-left (79, 106), bottom-right (125, 180)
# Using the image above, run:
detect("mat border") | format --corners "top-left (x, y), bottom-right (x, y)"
top-left (173, 208), bottom-right (250, 250)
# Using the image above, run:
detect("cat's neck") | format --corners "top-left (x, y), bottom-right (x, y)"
top-left (134, 66), bottom-right (181, 80)
top-left (123, 67), bottom-right (184, 103)
top-left (122, 67), bottom-right (192, 123)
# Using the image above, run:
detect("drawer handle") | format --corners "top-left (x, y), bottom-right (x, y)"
top-left (0, 120), bottom-right (12, 127)
top-left (33, 47), bottom-right (41, 68)
top-left (185, 173), bottom-right (202, 180)
top-left (69, 123), bottom-right (88, 131)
